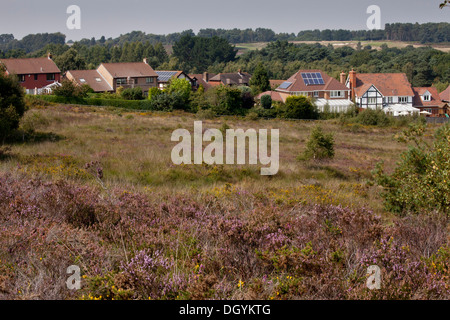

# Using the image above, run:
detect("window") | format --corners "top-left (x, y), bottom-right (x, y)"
top-left (47, 73), bottom-right (55, 81)
top-left (398, 96), bottom-right (408, 103)
top-left (34, 74), bottom-right (38, 81)
top-left (79, 78), bottom-right (86, 83)
top-left (368, 97), bottom-right (377, 104)
top-left (146, 77), bottom-right (154, 84)
top-left (330, 91), bottom-right (343, 98)
top-left (95, 78), bottom-right (102, 82)
top-left (18, 75), bottom-right (25, 82)
top-left (314, 91), bottom-right (319, 97)
top-left (423, 95), bottom-right (430, 101)
top-left (385, 96), bottom-right (393, 103)
top-left (116, 78), bottom-right (127, 85)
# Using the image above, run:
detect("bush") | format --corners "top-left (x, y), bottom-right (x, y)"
top-left (121, 87), bottom-right (144, 100)
top-left (303, 125), bottom-right (335, 160)
top-left (53, 79), bottom-right (92, 98)
top-left (280, 95), bottom-right (318, 119)
top-left (0, 72), bottom-right (26, 142)
top-left (354, 108), bottom-right (391, 126)
top-left (373, 123), bottom-right (450, 215)
top-left (260, 94), bottom-right (272, 109)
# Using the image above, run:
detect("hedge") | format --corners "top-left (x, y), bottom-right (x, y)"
top-left (37, 95), bottom-right (154, 111)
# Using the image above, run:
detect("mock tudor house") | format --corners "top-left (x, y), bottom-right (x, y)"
top-left (155, 71), bottom-right (195, 89)
top-left (273, 69), bottom-right (353, 112)
top-left (0, 54), bottom-right (61, 94)
top-left (345, 70), bottom-right (416, 111)
top-left (66, 59), bottom-right (158, 94)
top-left (412, 87), bottom-right (449, 117)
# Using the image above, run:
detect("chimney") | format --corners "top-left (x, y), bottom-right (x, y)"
top-left (226, 78), bottom-right (231, 85)
top-left (349, 69), bottom-right (357, 100)
top-left (340, 71), bottom-right (346, 84)
top-left (143, 58), bottom-right (148, 64)
top-left (47, 52), bottom-right (52, 60)
top-left (203, 72), bottom-right (209, 82)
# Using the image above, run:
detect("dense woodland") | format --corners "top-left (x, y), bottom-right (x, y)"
top-left (0, 23), bottom-right (449, 90)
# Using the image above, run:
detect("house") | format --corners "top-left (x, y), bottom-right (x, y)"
top-left (66, 69), bottom-right (114, 93)
top-left (67, 59), bottom-right (158, 94)
top-left (0, 53), bottom-right (61, 94)
top-left (269, 80), bottom-right (286, 90)
top-left (274, 69), bottom-right (353, 112)
top-left (413, 87), bottom-right (449, 117)
top-left (440, 85), bottom-right (450, 103)
top-left (255, 90), bottom-right (284, 103)
top-left (189, 72), bottom-right (216, 91)
top-left (155, 71), bottom-right (195, 89)
top-left (345, 70), bottom-right (415, 110)
top-left (207, 70), bottom-right (252, 87)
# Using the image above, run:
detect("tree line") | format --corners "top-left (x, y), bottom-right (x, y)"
top-left (1, 22), bottom-right (449, 57)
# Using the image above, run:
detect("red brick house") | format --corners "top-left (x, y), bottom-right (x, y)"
top-left (413, 87), bottom-right (449, 117)
top-left (274, 69), bottom-right (353, 112)
top-left (66, 59), bottom-right (158, 94)
top-left (0, 54), bottom-right (61, 94)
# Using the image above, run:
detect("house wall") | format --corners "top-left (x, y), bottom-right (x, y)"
top-left (17, 73), bottom-right (61, 90)
top-left (97, 65), bottom-right (115, 90)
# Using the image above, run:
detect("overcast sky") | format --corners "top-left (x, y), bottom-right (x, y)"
top-left (1, 0), bottom-right (448, 41)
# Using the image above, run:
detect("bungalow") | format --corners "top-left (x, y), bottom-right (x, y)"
top-left (345, 70), bottom-right (415, 110)
top-left (0, 53), bottom-right (61, 94)
top-left (413, 87), bottom-right (448, 117)
top-left (66, 59), bottom-right (158, 94)
top-left (274, 69), bottom-right (353, 112)
top-left (155, 71), bottom-right (195, 89)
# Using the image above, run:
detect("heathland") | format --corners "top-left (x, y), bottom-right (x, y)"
top-left (0, 104), bottom-right (448, 300)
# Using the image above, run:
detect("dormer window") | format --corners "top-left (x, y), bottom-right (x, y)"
top-left (423, 94), bottom-right (430, 101)
top-left (79, 78), bottom-right (86, 83)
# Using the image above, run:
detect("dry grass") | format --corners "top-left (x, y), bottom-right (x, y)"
top-left (1, 105), bottom-right (438, 216)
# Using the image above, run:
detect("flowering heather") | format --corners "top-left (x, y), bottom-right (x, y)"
top-left (0, 173), bottom-right (448, 300)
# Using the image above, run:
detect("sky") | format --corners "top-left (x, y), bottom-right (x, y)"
top-left (1, 0), bottom-right (448, 41)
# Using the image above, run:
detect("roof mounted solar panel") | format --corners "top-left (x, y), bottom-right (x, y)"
top-left (301, 72), bottom-right (324, 86)
top-left (278, 81), bottom-right (292, 89)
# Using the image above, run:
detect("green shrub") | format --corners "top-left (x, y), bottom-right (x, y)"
top-left (354, 108), bottom-right (391, 126)
top-left (121, 87), bottom-right (144, 100)
top-left (280, 95), bottom-right (318, 120)
top-left (373, 123), bottom-right (450, 215)
top-left (260, 94), bottom-right (272, 109)
top-left (303, 125), bottom-right (335, 160)
top-left (0, 72), bottom-right (26, 142)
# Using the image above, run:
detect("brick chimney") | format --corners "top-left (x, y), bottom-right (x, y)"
top-left (203, 72), bottom-right (209, 82)
top-left (340, 71), bottom-right (346, 84)
top-left (47, 52), bottom-right (52, 60)
top-left (349, 69), bottom-right (357, 100)
top-left (143, 58), bottom-right (148, 64)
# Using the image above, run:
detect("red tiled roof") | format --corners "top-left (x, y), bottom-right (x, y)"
top-left (413, 87), bottom-right (444, 107)
top-left (0, 57), bottom-right (60, 75)
top-left (66, 69), bottom-right (113, 92)
top-left (270, 80), bottom-right (286, 89)
top-left (440, 85), bottom-right (450, 102)
top-left (189, 73), bottom-right (214, 90)
top-left (256, 91), bottom-right (284, 102)
top-left (209, 72), bottom-right (251, 86)
top-left (354, 73), bottom-right (414, 97)
top-left (275, 69), bottom-right (348, 93)
top-left (100, 62), bottom-right (158, 78)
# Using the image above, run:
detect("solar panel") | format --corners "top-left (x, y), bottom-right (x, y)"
top-left (301, 72), bottom-right (324, 86)
top-left (278, 81), bottom-right (292, 89)
top-left (157, 71), bottom-right (178, 82)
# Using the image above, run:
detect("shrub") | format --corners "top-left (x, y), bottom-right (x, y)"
top-left (354, 108), bottom-right (391, 127)
top-left (373, 123), bottom-right (450, 215)
top-left (53, 79), bottom-right (92, 98)
top-left (260, 95), bottom-right (272, 109)
top-left (280, 95), bottom-right (318, 119)
top-left (0, 72), bottom-right (26, 142)
top-left (303, 125), bottom-right (335, 160)
top-left (121, 87), bottom-right (144, 100)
